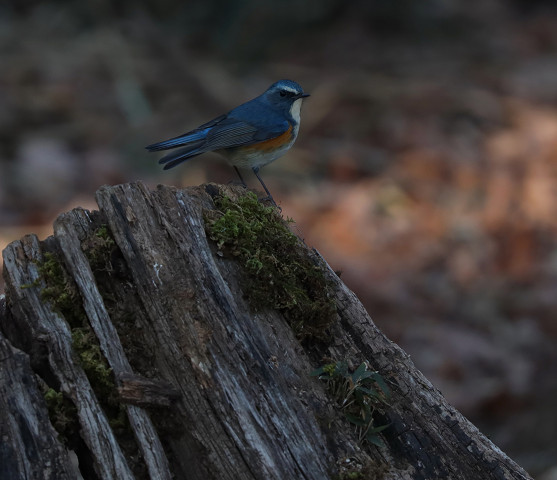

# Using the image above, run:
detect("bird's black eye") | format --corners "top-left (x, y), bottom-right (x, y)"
top-left (279, 90), bottom-right (287, 97)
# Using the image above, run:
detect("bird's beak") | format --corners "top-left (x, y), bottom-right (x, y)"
top-left (296, 93), bottom-right (310, 99)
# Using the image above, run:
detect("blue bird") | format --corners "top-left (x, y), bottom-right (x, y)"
top-left (146, 79), bottom-right (310, 206)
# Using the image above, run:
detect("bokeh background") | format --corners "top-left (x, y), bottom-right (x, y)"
top-left (2, 1), bottom-right (557, 476)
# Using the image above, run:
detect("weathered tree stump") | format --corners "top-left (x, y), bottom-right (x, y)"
top-left (0, 182), bottom-right (532, 480)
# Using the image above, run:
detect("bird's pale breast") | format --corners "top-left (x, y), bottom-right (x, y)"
top-left (223, 123), bottom-right (297, 169)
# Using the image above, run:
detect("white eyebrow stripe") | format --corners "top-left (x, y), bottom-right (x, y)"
top-left (280, 86), bottom-right (299, 94)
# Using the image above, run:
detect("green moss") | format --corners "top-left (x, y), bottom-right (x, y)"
top-left (43, 387), bottom-right (79, 444)
top-left (36, 252), bottom-right (83, 328)
top-left (72, 328), bottom-right (116, 401)
top-left (82, 224), bottom-right (117, 273)
top-left (34, 249), bottom-right (129, 435)
top-left (205, 191), bottom-right (336, 340)
top-left (35, 251), bottom-right (115, 402)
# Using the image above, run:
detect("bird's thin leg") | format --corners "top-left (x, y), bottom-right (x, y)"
top-left (233, 166), bottom-right (247, 187)
top-left (252, 167), bottom-right (278, 208)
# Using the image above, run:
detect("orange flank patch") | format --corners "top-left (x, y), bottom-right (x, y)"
top-left (251, 124), bottom-right (293, 152)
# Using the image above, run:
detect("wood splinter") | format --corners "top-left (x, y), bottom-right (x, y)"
top-left (117, 372), bottom-right (181, 407)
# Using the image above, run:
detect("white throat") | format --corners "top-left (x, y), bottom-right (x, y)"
top-left (290, 98), bottom-right (303, 125)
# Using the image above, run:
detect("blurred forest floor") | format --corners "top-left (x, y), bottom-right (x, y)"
top-left (1, 1), bottom-right (557, 477)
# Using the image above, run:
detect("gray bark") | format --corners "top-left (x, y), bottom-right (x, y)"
top-left (0, 182), bottom-right (532, 480)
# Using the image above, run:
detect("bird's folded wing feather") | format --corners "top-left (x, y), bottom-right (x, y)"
top-left (205, 116), bottom-right (290, 149)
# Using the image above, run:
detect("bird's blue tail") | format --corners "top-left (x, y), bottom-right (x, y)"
top-left (157, 145), bottom-right (206, 170)
top-left (146, 128), bottom-right (211, 169)
top-left (145, 128), bottom-right (210, 152)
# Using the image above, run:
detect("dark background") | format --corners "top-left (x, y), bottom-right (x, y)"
top-left (1, 1), bottom-right (557, 476)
